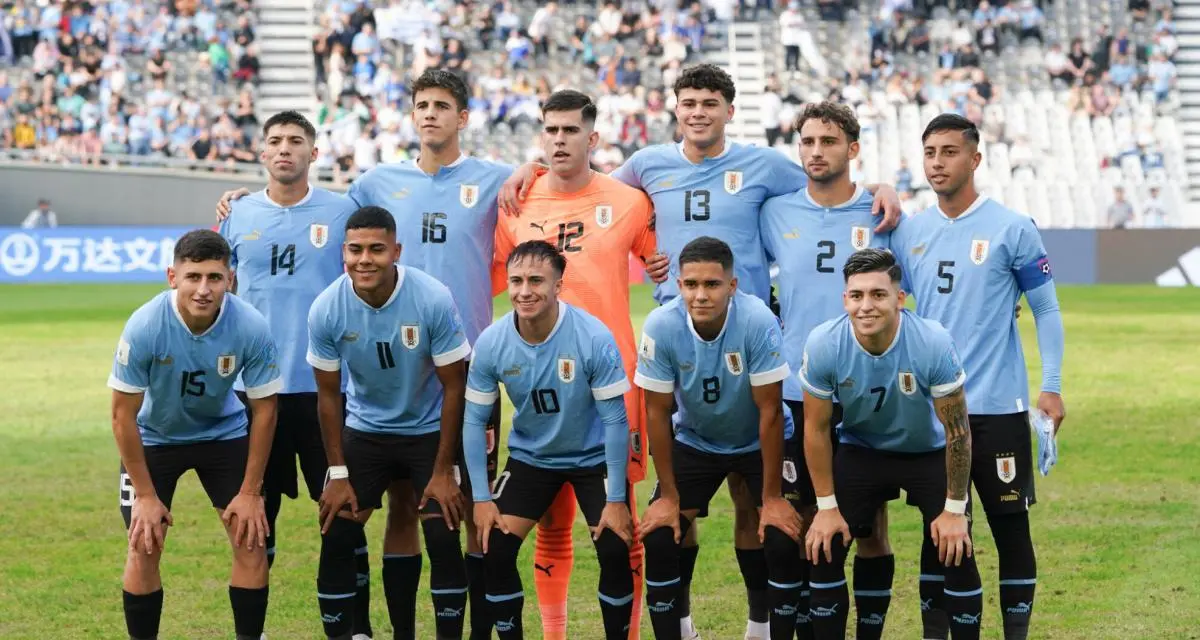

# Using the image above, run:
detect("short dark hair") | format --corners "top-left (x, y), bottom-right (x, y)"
top-left (262, 110), bottom-right (316, 142)
top-left (542, 90), bottom-right (597, 126)
top-left (673, 64), bottom-right (736, 104)
top-left (843, 248), bottom-right (902, 284)
top-left (412, 69), bottom-right (470, 112)
top-left (174, 229), bottom-right (231, 265)
top-left (506, 240), bottom-right (567, 277)
top-left (921, 113), bottom-right (980, 146)
top-left (795, 101), bottom-right (861, 143)
top-left (678, 236), bottom-right (734, 274)
top-left (346, 206), bottom-right (396, 235)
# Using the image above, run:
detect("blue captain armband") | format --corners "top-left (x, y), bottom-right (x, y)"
top-left (1014, 254), bottom-right (1054, 292)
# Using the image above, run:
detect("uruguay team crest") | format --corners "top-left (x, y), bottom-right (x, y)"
top-left (898, 371), bottom-right (917, 395)
top-left (851, 226), bottom-right (871, 251)
top-left (971, 239), bottom-right (990, 265)
top-left (782, 460), bottom-right (798, 484)
top-left (725, 351), bottom-right (744, 376)
top-left (724, 170), bottom-right (743, 194)
top-left (310, 224), bottom-right (329, 248)
top-left (460, 184), bottom-right (479, 208)
top-left (217, 354), bottom-right (237, 378)
top-left (558, 357), bottom-right (576, 383)
top-left (996, 456), bottom-right (1016, 484)
top-left (401, 324), bottom-right (420, 349)
top-left (595, 205), bottom-right (614, 228)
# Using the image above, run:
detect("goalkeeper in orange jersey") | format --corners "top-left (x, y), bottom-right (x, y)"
top-left (490, 89), bottom-right (667, 639)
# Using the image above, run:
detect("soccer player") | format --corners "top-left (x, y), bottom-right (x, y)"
top-left (500, 64), bottom-right (903, 640)
top-left (490, 89), bottom-right (657, 638)
top-left (635, 237), bottom-right (806, 640)
top-left (800, 248), bottom-right (982, 640)
top-left (216, 110), bottom-right (375, 638)
top-left (109, 229), bottom-right (282, 640)
top-left (890, 114), bottom-right (1065, 640)
top-left (306, 206), bottom-right (472, 640)
top-left (463, 240), bottom-right (636, 640)
top-left (758, 101), bottom-right (898, 639)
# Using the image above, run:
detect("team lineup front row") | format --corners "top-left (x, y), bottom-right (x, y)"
top-left (108, 65), bottom-right (1065, 640)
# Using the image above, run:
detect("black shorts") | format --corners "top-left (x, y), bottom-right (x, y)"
top-left (649, 439), bottom-right (803, 514)
top-left (119, 437), bottom-right (248, 528)
top-left (342, 428), bottom-right (471, 513)
top-left (833, 444), bottom-right (960, 538)
top-left (970, 412), bottom-right (1036, 515)
top-left (240, 392), bottom-right (329, 502)
top-left (490, 458), bottom-right (627, 527)
top-left (783, 400), bottom-right (845, 508)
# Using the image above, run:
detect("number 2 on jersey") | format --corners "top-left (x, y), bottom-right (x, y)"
top-left (816, 240), bottom-right (836, 273)
top-left (684, 189), bottom-right (711, 222)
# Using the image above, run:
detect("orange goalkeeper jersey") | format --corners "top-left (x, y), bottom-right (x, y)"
top-left (493, 171), bottom-right (656, 481)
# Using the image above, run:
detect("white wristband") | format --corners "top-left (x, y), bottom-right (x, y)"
top-left (944, 498), bottom-right (967, 514)
top-left (327, 465), bottom-right (349, 480)
top-left (816, 494), bottom-right (838, 510)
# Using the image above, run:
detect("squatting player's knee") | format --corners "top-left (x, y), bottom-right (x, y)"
top-left (125, 547), bottom-right (163, 577)
top-left (231, 545), bottom-right (269, 578)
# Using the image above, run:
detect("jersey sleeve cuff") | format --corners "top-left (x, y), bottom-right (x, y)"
top-left (245, 376), bottom-right (284, 399)
top-left (107, 374), bottom-right (146, 394)
top-left (592, 378), bottom-right (631, 401)
top-left (465, 386), bottom-right (500, 405)
top-left (930, 371), bottom-right (966, 398)
top-left (633, 371), bottom-right (674, 393)
top-left (750, 363), bottom-right (791, 387)
top-left (797, 369), bottom-right (834, 399)
top-left (432, 340), bottom-right (472, 367)
top-left (306, 352), bottom-right (341, 372)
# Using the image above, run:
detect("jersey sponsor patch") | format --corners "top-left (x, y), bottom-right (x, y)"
top-left (724, 170), bottom-right (743, 194)
top-left (898, 371), bottom-right (917, 395)
top-left (401, 324), bottom-right (420, 349)
top-left (725, 351), bottom-right (744, 375)
top-left (639, 334), bottom-right (656, 361)
top-left (971, 239), bottom-right (990, 265)
top-left (310, 223), bottom-right (329, 248)
top-left (851, 226), bottom-right (871, 251)
top-left (217, 353), bottom-right (237, 377)
top-left (116, 338), bottom-right (131, 366)
top-left (595, 205), bottom-right (614, 228)
top-left (558, 356), bottom-right (576, 383)
top-left (782, 459), bottom-right (798, 484)
top-left (460, 184), bottom-right (480, 208)
top-left (996, 455), bottom-right (1016, 484)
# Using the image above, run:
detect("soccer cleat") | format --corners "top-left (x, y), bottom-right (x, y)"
top-left (351, 636), bottom-right (373, 640)
top-left (744, 619), bottom-right (769, 640)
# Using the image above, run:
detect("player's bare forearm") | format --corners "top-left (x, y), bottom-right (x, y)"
top-left (241, 395), bottom-right (278, 495)
top-left (434, 361), bottom-right (467, 472)
top-left (802, 391), bottom-right (836, 498)
top-left (753, 382), bottom-right (786, 500)
top-left (111, 390), bottom-right (154, 496)
top-left (645, 390), bottom-right (678, 499)
top-left (933, 388), bottom-right (972, 501)
top-left (314, 368), bottom-right (347, 466)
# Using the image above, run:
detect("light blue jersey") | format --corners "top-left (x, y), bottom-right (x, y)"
top-left (612, 141), bottom-right (808, 304)
top-left (799, 310), bottom-right (965, 453)
top-left (634, 291), bottom-right (794, 455)
top-left (306, 268), bottom-right (472, 435)
top-left (462, 302), bottom-right (631, 503)
top-left (348, 156), bottom-right (513, 345)
top-left (760, 186), bottom-right (891, 401)
top-left (219, 186), bottom-right (356, 394)
top-left (890, 196), bottom-right (1061, 415)
top-left (108, 291), bottom-right (282, 446)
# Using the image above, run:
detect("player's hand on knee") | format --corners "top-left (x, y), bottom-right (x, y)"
top-left (758, 496), bottom-right (802, 543)
top-left (222, 491), bottom-right (268, 549)
top-left (474, 501), bottom-right (508, 552)
top-left (595, 502), bottom-right (634, 547)
top-left (639, 495), bottom-right (682, 543)
top-left (318, 478), bottom-right (359, 534)
top-left (1037, 391), bottom-right (1066, 434)
top-left (805, 507), bottom-right (850, 564)
top-left (130, 495), bottom-right (172, 556)
top-left (215, 187), bottom-right (251, 221)
top-left (420, 468), bottom-right (466, 530)
top-left (644, 252), bottom-right (671, 284)
top-left (930, 511), bottom-right (972, 567)
top-left (870, 184), bottom-right (902, 233)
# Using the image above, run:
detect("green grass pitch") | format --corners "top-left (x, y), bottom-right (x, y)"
top-left (1, 283), bottom-right (1198, 639)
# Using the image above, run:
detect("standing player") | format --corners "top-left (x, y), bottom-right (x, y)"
top-left (217, 110), bottom-right (374, 638)
top-left (464, 240), bottom-right (636, 640)
top-left (801, 248), bottom-right (982, 640)
top-left (758, 102), bottom-right (898, 640)
top-left (490, 89), bottom-right (658, 638)
top-left (109, 229), bottom-right (281, 640)
top-left (500, 65), bottom-right (903, 640)
top-left (635, 237), bottom-right (805, 640)
top-left (890, 114), bottom-right (1066, 640)
top-left (306, 207), bottom-right (472, 640)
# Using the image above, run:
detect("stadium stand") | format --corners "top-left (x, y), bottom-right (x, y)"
top-left (1, 0), bottom-right (1192, 226)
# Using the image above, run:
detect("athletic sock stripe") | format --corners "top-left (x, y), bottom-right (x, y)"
top-left (809, 579), bottom-right (847, 589)
top-left (485, 591), bottom-right (525, 603)
top-left (354, 546), bottom-right (369, 555)
top-left (768, 580), bottom-right (805, 589)
top-left (467, 552), bottom-right (484, 559)
top-left (800, 590), bottom-right (811, 597)
top-left (646, 577), bottom-right (680, 587)
top-left (265, 547), bottom-right (276, 556)
top-left (944, 587), bottom-right (984, 597)
top-left (918, 574), bottom-right (946, 582)
top-left (998, 578), bottom-right (1038, 586)
top-left (598, 591), bottom-right (635, 606)
top-left (317, 592), bottom-right (356, 600)
top-left (382, 553), bottom-right (420, 559)
top-left (431, 587), bottom-right (469, 595)
top-left (854, 589), bottom-right (893, 597)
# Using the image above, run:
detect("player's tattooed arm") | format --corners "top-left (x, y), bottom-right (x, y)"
top-left (933, 387), bottom-right (972, 501)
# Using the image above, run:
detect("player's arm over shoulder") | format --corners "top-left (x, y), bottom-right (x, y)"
top-left (609, 145), bottom-right (651, 188)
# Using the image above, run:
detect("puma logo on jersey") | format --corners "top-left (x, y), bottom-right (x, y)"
top-left (529, 222), bottom-right (546, 233)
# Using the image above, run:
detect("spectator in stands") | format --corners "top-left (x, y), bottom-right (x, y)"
top-left (905, 18), bottom-right (931, 54)
top-left (1017, 0), bottom-right (1044, 42)
top-left (1065, 38), bottom-right (1095, 83)
top-left (1129, 0), bottom-right (1151, 23)
top-left (895, 157), bottom-right (913, 194)
top-left (763, 75), bottom-right (785, 147)
top-left (527, 2), bottom-right (558, 57)
top-left (1142, 185), bottom-right (1167, 227)
top-left (234, 43), bottom-right (260, 85)
top-left (21, 198), bottom-right (58, 228)
top-left (1147, 52), bottom-right (1177, 104)
top-left (1086, 82), bottom-right (1117, 117)
top-left (779, 1), bottom-right (807, 72)
top-left (1045, 43), bottom-right (1073, 85)
top-left (1108, 54), bottom-right (1138, 90)
top-left (1107, 186), bottom-right (1134, 228)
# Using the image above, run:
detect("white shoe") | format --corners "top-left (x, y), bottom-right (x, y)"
top-left (351, 635), bottom-right (373, 640)
top-left (744, 619), bottom-right (770, 640)
top-left (681, 615), bottom-right (701, 640)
